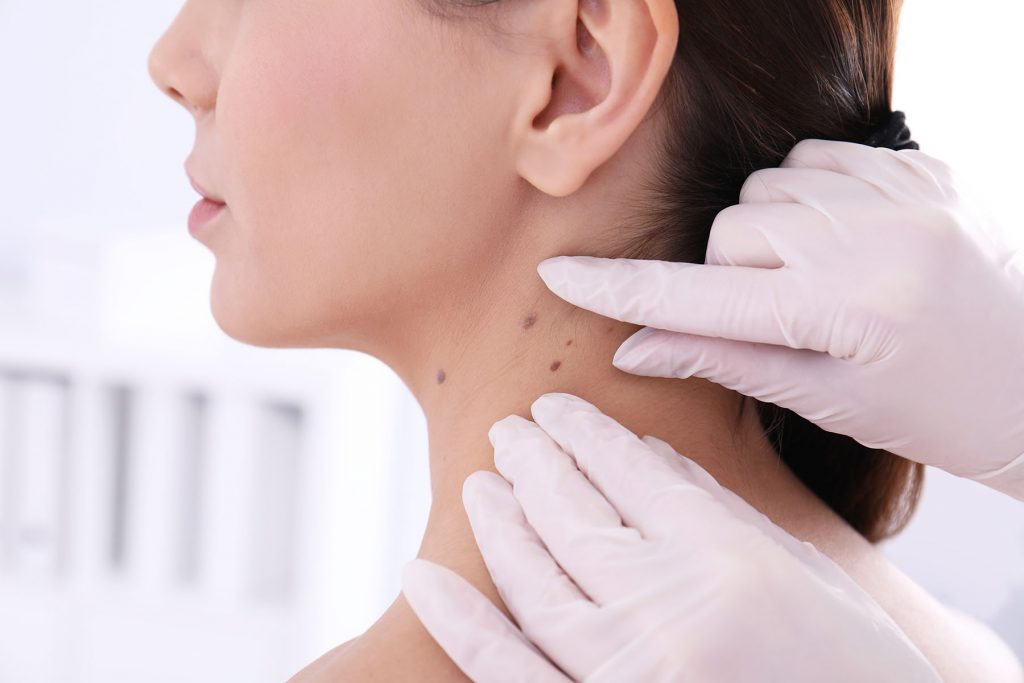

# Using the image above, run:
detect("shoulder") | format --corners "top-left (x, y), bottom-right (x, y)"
top-left (944, 606), bottom-right (1023, 683)
top-left (285, 639), bottom-right (357, 683)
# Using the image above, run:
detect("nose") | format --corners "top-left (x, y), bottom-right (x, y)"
top-left (146, 6), bottom-right (218, 117)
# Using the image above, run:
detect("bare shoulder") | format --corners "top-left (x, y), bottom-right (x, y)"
top-left (284, 593), bottom-right (470, 683)
top-left (285, 638), bottom-right (358, 683)
top-left (793, 515), bottom-right (1020, 683)
top-left (287, 633), bottom-right (468, 683)
top-left (944, 606), bottom-right (1024, 683)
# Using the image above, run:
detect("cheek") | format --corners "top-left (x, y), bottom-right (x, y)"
top-left (210, 1), bottom-right (511, 344)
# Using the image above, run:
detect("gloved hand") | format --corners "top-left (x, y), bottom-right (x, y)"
top-left (401, 392), bottom-right (942, 683)
top-left (537, 140), bottom-right (1024, 500)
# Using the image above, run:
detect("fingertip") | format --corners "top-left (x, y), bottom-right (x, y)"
top-left (462, 470), bottom-right (508, 512)
top-left (488, 414), bottom-right (534, 449)
top-left (537, 256), bottom-right (610, 299)
top-left (612, 327), bottom-right (659, 366)
top-left (538, 255), bottom-right (599, 271)
top-left (488, 415), bottom-right (543, 481)
top-left (461, 470), bottom-right (486, 509)
top-left (537, 255), bottom-right (570, 276)
top-left (613, 329), bottom-right (702, 379)
top-left (530, 391), bottom-right (588, 425)
top-left (401, 557), bottom-right (437, 593)
top-left (536, 256), bottom-right (577, 290)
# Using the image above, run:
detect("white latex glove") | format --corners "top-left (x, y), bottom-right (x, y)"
top-left (536, 140), bottom-right (1024, 500)
top-left (402, 392), bottom-right (942, 683)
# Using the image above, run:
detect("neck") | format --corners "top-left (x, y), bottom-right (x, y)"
top-left (412, 280), bottom-right (773, 570)
top-left (362, 236), bottom-right (823, 643)
top-left (339, 236), bottom-right (838, 678)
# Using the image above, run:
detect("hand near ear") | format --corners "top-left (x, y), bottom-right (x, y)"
top-left (538, 141), bottom-right (1024, 500)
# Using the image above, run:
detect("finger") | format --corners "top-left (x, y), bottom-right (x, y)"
top-left (894, 150), bottom-right (960, 197)
top-left (401, 559), bottom-right (572, 683)
top-left (784, 138), bottom-right (951, 192)
top-left (740, 166), bottom-right (891, 212)
top-left (885, 149), bottom-right (961, 203)
top-left (612, 329), bottom-right (858, 425)
top-left (487, 416), bottom-right (652, 603)
top-left (781, 139), bottom-right (946, 203)
top-left (782, 138), bottom-right (911, 175)
top-left (538, 255), bottom-right (840, 352)
top-left (527, 393), bottom-right (724, 542)
top-left (462, 470), bottom-right (594, 613)
top-left (706, 201), bottom-right (833, 268)
top-left (638, 434), bottom-right (854, 584)
top-left (461, 471), bottom-right (618, 679)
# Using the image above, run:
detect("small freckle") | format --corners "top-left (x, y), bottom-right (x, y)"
top-left (605, 325), bottom-right (614, 333)
top-left (523, 313), bottom-right (537, 330)
top-left (549, 360), bottom-right (562, 372)
top-left (437, 369), bottom-right (446, 384)
top-left (565, 339), bottom-right (573, 346)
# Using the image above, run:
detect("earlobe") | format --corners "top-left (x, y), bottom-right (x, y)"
top-left (513, 0), bottom-right (679, 198)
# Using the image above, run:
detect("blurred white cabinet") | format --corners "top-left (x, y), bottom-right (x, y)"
top-left (0, 335), bottom-right (429, 683)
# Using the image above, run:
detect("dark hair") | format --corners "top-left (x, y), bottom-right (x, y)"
top-left (430, 0), bottom-right (925, 542)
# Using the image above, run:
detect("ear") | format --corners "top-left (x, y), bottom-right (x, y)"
top-left (511, 0), bottom-right (679, 198)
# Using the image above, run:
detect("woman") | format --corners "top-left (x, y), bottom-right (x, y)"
top-left (147, 0), bottom-right (1016, 680)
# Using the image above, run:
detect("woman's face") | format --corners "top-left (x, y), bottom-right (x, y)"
top-left (148, 0), bottom-right (524, 349)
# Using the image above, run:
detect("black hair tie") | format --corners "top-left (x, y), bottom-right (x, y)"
top-left (863, 110), bottom-right (920, 150)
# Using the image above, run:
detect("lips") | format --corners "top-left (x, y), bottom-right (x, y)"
top-left (187, 175), bottom-right (225, 205)
top-left (184, 160), bottom-right (226, 204)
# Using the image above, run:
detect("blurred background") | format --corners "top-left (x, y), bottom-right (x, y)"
top-left (0, 0), bottom-right (1021, 680)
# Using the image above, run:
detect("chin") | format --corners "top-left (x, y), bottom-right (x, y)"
top-left (207, 282), bottom-right (294, 349)
top-left (210, 306), bottom-right (284, 348)
top-left (208, 286), bottom-right (371, 352)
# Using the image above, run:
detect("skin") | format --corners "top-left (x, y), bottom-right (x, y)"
top-left (148, 0), bottom-right (1019, 681)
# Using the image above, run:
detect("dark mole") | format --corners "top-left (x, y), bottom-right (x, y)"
top-left (549, 360), bottom-right (562, 372)
top-left (565, 339), bottom-right (573, 346)
top-left (436, 369), bottom-right (446, 384)
top-left (523, 313), bottom-right (537, 329)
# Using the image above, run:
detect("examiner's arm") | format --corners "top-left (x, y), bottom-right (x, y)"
top-left (537, 140), bottom-right (1024, 499)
